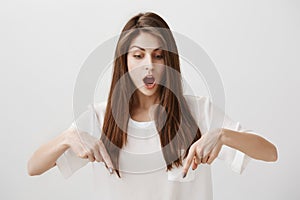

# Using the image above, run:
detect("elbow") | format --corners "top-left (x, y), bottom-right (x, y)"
top-left (27, 159), bottom-right (42, 176)
top-left (27, 162), bottom-right (36, 176)
top-left (271, 145), bottom-right (278, 162)
top-left (27, 170), bottom-right (39, 176)
top-left (267, 144), bottom-right (278, 162)
top-left (27, 168), bottom-right (40, 176)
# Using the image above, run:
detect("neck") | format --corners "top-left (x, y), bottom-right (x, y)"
top-left (134, 90), bottom-right (160, 110)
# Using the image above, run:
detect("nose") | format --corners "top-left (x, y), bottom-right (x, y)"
top-left (144, 54), bottom-right (154, 72)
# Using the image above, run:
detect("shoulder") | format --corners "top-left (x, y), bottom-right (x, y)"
top-left (182, 95), bottom-right (213, 132)
top-left (89, 101), bottom-right (108, 126)
top-left (93, 101), bottom-right (108, 114)
top-left (183, 94), bottom-right (212, 117)
top-left (184, 94), bottom-right (209, 101)
top-left (183, 94), bottom-right (211, 108)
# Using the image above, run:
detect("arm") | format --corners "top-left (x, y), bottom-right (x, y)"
top-left (221, 129), bottom-right (278, 162)
top-left (183, 128), bottom-right (278, 176)
top-left (27, 130), bottom-right (70, 176)
top-left (27, 126), bottom-right (116, 177)
top-left (182, 96), bottom-right (278, 176)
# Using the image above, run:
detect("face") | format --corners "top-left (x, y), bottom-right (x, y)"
top-left (127, 32), bottom-right (165, 97)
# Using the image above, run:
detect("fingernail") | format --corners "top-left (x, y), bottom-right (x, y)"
top-left (182, 172), bottom-right (187, 178)
top-left (108, 167), bottom-right (114, 174)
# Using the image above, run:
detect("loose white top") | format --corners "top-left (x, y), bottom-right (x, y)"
top-left (56, 95), bottom-right (255, 200)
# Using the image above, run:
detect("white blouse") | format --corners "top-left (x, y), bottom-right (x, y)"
top-left (56, 95), bottom-right (254, 200)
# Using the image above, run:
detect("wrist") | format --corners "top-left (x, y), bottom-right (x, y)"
top-left (59, 129), bottom-right (73, 150)
top-left (220, 128), bottom-right (229, 145)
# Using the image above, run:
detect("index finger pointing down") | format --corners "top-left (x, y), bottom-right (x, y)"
top-left (98, 140), bottom-right (115, 174)
top-left (182, 146), bottom-right (196, 178)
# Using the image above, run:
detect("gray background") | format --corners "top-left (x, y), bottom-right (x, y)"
top-left (1, 0), bottom-right (299, 199)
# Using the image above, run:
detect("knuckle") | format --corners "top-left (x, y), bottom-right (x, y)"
top-left (98, 140), bottom-right (104, 146)
top-left (190, 143), bottom-right (196, 151)
top-left (210, 153), bottom-right (217, 158)
top-left (78, 153), bottom-right (87, 158)
top-left (196, 148), bottom-right (202, 155)
top-left (94, 153), bottom-right (102, 162)
top-left (93, 143), bottom-right (99, 149)
top-left (95, 157), bottom-right (103, 162)
top-left (86, 150), bottom-right (93, 156)
top-left (207, 159), bottom-right (214, 165)
top-left (100, 152), bottom-right (107, 160)
top-left (207, 157), bottom-right (215, 165)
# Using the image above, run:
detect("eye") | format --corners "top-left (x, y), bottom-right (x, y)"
top-left (133, 54), bottom-right (143, 59)
top-left (154, 54), bottom-right (164, 59)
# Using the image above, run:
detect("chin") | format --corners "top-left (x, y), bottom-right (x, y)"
top-left (138, 85), bottom-right (159, 96)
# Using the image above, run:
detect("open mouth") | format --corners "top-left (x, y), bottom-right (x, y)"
top-left (143, 75), bottom-right (156, 89)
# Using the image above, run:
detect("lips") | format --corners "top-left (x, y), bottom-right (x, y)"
top-left (143, 75), bottom-right (155, 84)
top-left (143, 75), bottom-right (156, 89)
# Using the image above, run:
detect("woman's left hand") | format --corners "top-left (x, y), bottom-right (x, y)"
top-left (182, 128), bottom-right (224, 177)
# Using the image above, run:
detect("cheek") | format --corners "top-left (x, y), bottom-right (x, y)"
top-left (157, 67), bottom-right (165, 78)
top-left (127, 58), bottom-right (141, 73)
top-left (127, 60), bottom-right (141, 84)
top-left (127, 58), bottom-right (133, 72)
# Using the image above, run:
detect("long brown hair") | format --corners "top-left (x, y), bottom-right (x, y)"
top-left (100, 12), bottom-right (202, 178)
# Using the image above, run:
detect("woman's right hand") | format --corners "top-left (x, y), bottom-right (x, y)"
top-left (65, 127), bottom-right (115, 174)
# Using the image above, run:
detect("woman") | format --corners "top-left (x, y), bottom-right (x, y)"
top-left (27, 12), bottom-right (277, 200)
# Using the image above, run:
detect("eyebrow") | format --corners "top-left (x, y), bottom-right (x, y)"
top-left (129, 45), bottom-right (162, 51)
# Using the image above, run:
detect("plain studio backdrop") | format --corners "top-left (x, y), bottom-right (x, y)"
top-left (1, 0), bottom-right (299, 199)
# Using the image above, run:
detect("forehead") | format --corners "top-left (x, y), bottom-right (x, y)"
top-left (129, 32), bottom-right (162, 50)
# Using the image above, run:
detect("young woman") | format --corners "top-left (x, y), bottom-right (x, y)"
top-left (27, 12), bottom-right (278, 200)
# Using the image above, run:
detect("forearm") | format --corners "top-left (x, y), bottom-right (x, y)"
top-left (220, 129), bottom-right (278, 162)
top-left (27, 130), bottom-right (71, 176)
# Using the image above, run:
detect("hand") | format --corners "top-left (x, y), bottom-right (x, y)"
top-left (182, 128), bottom-right (224, 177)
top-left (64, 128), bottom-right (115, 174)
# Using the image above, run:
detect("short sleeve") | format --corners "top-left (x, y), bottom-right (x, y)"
top-left (186, 95), bottom-right (256, 174)
top-left (204, 96), bottom-right (255, 174)
top-left (217, 120), bottom-right (253, 174)
top-left (56, 103), bottom-right (102, 179)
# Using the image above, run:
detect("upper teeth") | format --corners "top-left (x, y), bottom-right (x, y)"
top-left (143, 76), bottom-right (155, 84)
